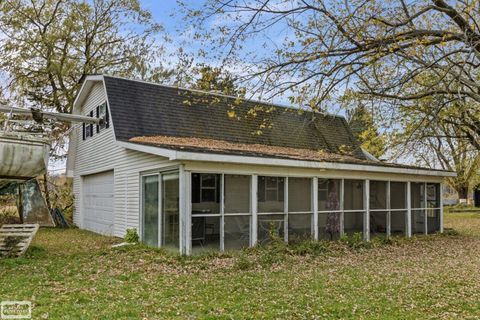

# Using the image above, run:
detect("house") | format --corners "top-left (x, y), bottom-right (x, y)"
top-left (66, 75), bottom-right (455, 255)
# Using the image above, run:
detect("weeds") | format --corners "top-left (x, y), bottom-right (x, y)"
top-left (124, 228), bottom-right (139, 243)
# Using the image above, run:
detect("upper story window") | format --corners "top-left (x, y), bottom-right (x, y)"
top-left (96, 102), bottom-right (109, 132)
top-left (83, 111), bottom-right (94, 140)
top-left (82, 102), bottom-right (109, 140)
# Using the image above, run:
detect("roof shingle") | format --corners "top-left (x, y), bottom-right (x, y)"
top-left (103, 76), bottom-right (367, 160)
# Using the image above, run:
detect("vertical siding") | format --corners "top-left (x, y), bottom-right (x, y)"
top-left (72, 81), bottom-right (174, 238)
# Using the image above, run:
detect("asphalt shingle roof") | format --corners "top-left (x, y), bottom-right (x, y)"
top-left (103, 76), bottom-right (367, 160)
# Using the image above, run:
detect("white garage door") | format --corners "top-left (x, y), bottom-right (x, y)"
top-left (82, 171), bottom-right (114, 235)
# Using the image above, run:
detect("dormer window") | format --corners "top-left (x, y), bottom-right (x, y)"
top-left (96, 102), bottom-right (109, 132)
top-left (83, 111), bottom-right (94, 140)
top-left (82, 102), bottom-right (109, 140)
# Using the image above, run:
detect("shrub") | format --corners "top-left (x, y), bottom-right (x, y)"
top-left (234, 253), bottom-right (255, 270)
top-left (441, 228), bottom-right (459, 236)
top-left (289, 240), bottom-right (330, 256)
top-left (340, 232), bottom-right (372, 250)
top-left (125, 228), bottom-right (139, 243)
top-left (371, 235), bottom-right (395, 246)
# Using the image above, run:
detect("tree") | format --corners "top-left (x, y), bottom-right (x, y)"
top-left (0, 0), bottom-right (165, 115)
top-left (393, 98), bottom-right (480, 200)
top-left (193, 65), bottom-right (239, 96)
top-left (180, 0), bottom-right (480, 151)
top-left (346, 104), bottom-right (386, 159)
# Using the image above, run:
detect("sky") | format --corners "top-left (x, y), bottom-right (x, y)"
top-left (142, 1), bottom-right (207, 58)
top-left (139, 0), bottom-right (311, 107)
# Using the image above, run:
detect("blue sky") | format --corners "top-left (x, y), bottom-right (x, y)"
top-left (142, 1), bottom-right (186, 33)
top-left (141, 1), bottom-right (205, 56)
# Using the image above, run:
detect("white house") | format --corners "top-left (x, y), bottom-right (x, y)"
top-left (67, 75), bottom-right (455, 255)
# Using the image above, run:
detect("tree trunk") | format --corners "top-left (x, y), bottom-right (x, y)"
top-left (43, 173), bottom-right (52, 212)
top-left (457, 185), bottom-right (469, 204)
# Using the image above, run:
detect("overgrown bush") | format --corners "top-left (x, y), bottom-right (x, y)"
top-left (289, 240), bottom-right (331, 256)
top-left (41, 176), bottom-right (74, 224)
top-left (125, 229), bottom-right (139, 243)
top-left (234, 253), bottom-right (255, 270)
top-left (340, 232), bottom-right (372, 250)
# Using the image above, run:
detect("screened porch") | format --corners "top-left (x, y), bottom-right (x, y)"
top-left (187, 173), bottom-right (443, 253)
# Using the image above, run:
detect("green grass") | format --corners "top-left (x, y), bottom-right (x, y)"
top-left (2, 212), bottom-right (480, 319)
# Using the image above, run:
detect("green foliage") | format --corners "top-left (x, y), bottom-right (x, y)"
top-left (193, 65), bottom-right (239, 96)
top-left (180, 0), bottom-right (480, 153)
top-left (0, 0), bottom-right (169, 157)
top-left (0, 0), bottom-right (164, 113)
top-left (124, 229), bottom-right (139, 243)
top-left (340, 232), bottom-right (372, 250)
top-left (393, 97), bottom-right (480, 198)
top-left (288, 239), bottom-right (331, 256)
top-left (42, 176), bottom-right (74, 224)
top-left (347, 104), bottom-right (386, 158)
top-left (234, 253), bottom-right (255, 270)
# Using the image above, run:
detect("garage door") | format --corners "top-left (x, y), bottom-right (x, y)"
top-left (82, 171), bottom-right (114, 235)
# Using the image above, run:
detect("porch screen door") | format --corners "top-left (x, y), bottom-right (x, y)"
top-left (162, 172), bottom-right (179, 249)
top-left (142, 175), bottom-right (159, 247)
top-left (142, 171), bottom-right (179, 250)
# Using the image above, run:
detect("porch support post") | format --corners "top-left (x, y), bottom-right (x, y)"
top-left (180, 167), bottom-right (192, 255)
top-left (424, 182), bottom-right (428, 235)
top-left (440, 182), bottom-right (444, 233)
top-left (250, 174), bottom-right (258, 247)
top-left (312, 177), bottom-right (319, 240)
top-left (386, 181), bottom-right (391, 237)
top-left (364, 179), bottom-right (370, 241)
top-left (220, 174), bottom-right (225, 251)
top-left (284, 177), bottom-right (289, 243)
top-left (340, 179), bottom-right (345, 237)
top-left (406, 181), bottom-right (412, 238)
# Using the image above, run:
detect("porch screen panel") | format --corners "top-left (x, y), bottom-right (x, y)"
top-left (391, 211), bottom-right (407, 235)
top-left (192, 173), bottom-right (221, 214)
top-left (191, 173), bottom-right (222, 252)
top-left (427, 183), bottom-right (441, 233)
top-left (318, 179), bottom-right (341, 240)
top-left (258, 214), bottom-right (284, 245)
top-left (288, 178), bottom-right (312, 240)
top-left (257, 176), bottom-right (285, 243)
top-left (390, 182), bottom-right (407, 209)
top-left (344, 180), bottom-right (364, 235)
top-left (224, 215), bottom-right (250, 250)
top-left (411, 182), bottom-right (425, 234)
top-left (344, 180), bottom-right (364, 210)
top-left (390, 182), bottom-right (407, 236)
top-left (162, 172), bottom-right (179, 249)
top-left (192, 216), bottom-right (220, 252)
top-left (370, 181), bottom-right (387, 209)
top-left (224, 175), bottom-right (251, 250)
top-left (258, 176), bottom-right (285, 213)
top-left (225, 175), bottom-right (250, 213)
top-left (344, 212), bottom-right (364, 235)
top-left (370, 181), bottom-right (387, 235)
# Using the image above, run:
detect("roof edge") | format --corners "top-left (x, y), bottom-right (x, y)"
top-left (102, 74), bottom-right (346, 121)
top-left (118, 140), bottom-right (456, 178)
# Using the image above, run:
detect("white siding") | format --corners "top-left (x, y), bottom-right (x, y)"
top-left (71, 81), bottom-right (176, 237)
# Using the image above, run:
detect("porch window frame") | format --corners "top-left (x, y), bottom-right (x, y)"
top-left (182, 169), bottom-right (444, 255)
top-left (191, 172), bottom-right (253, 252)
top-left (256, 175), bottom-right (288, 243)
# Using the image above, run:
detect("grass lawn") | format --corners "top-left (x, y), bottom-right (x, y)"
top-left (2, 212), bottom-right (480, 319)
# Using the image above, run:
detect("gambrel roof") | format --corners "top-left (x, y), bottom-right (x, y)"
top-left (102, 75), bottom-right (368, 160)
